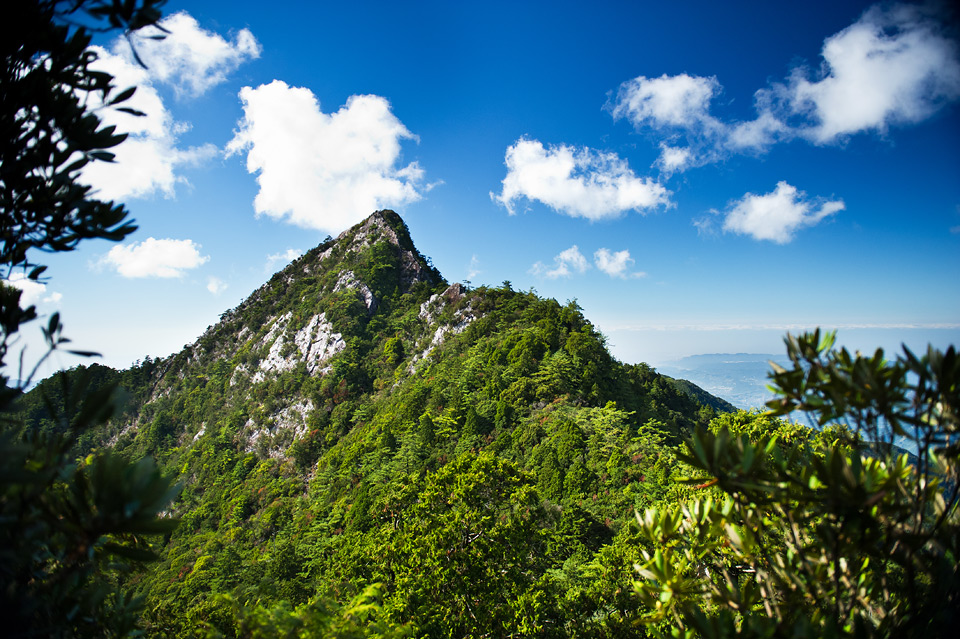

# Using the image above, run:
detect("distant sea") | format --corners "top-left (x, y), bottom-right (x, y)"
top-left (657, 353), bottom-right (789, 411)
top-left (658, 353), bottom-right (922, 452)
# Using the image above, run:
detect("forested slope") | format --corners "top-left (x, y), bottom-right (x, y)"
top-left (17, 210), bottom-right (959, 638)
top-left (20, 210), bottom-right (731, 636)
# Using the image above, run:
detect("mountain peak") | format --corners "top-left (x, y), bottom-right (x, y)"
top-left (189, 209), bottom-right (443, 372)
top-left (320, 209), bottom-right (440, 292)
top-left (335, 209), bottom-right (411, 251)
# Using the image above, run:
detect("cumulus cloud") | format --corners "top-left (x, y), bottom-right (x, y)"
top-left (655, 143), bottom-right (696, 173)
top-left (101, 238), bottom-right (209, 278)
top-left (594, 248), bottom-right (644, 279)
top-left (530, 246), bottom-right (591, 279)
top-left (265, 248), bottom-right (304, 272)
top-left (78, 12), bottom-right (259, 200)
top-left (778, 3), bottom-right (960, 143)
top-left (721, 181), bottom-right (844, 243)
top-left (609, 74), bottom-right (726, 171)
top-left (227, 81), bottom-right (425, 234)
top-left (610, 73), bottom-right (722, 131)
top-left (4, 273), bottom-right (62, 307)
top-left (128, 12), bottom-right (261, 98)
top-left (610, 3), bottom-right (960, 170)
top-left (492, 138), bottom-right (670, 220)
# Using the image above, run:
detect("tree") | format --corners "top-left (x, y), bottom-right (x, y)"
top-left (0, 2), bottom-right (178, 636)
top-left (1, 0), bottom-right (166, 384)
top-left (631, 330), bottom-right (959, 638)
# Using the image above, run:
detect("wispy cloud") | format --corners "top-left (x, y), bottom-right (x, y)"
top-left (467, 255), bottom-right (481, 280)
top-left (492, 138), bottom-right (670, 220)
top-left (265, 248), bottom-right (303, 272)
top-left (610, 3), bottom-right (960, 171)
top-left (531, 245), bottom-right (646, 279)
top-left (206, 276), bottom-right (228, 295)
top-left (79, 12), bottom-right (259, 201)
top-left (719, 181), bottom-right (844, 244)
top-left (227, 82), bottom-right (425, 234)
top-left (100, 238), bottom-right (209, 278)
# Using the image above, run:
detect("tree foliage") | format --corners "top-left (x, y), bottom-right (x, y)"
top-left (1, 0), bottom-right (165, 381)
top-left (632, 330), bottom-right (959, 638)
top-left (0, 2), bottom-right (179, 635)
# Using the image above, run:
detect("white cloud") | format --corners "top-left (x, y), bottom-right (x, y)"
top-left (265, 248), bottom-right (304, 272)
top-left (227, 81), bottom-right (425, 234)
top-left (206, 276), bottom-right (228, 295)
top-left (609, 3), bottom-right (960, 170)
top-left (4, 273), bottom-right (62, 307)
top-left (78, 12), bottom-right (259, 201)
top-left (594, 248), bottom-right (644, 279)
top-left (693, 212), bottom-right (719, 237)
top-left (101, 238), bottom-right (209, 278)
top-left (129, 12), bottom-right (261, 98)
top-left (655, 144), bottom-right (695, 173)
top-left (725, 111), bottom-right (788, 151)
top-left (611, 73), bottom-right (722, 130)
top-left (721, 181), bottom-right (844, 243)
top-left (530, 246), bottom-right (590, 279)
top-left (780, 3), bottom-right (960, 143)
top-left (467, 255), bottom-right (481, 280)
top-left (492, 138), bottom-right (670, 220)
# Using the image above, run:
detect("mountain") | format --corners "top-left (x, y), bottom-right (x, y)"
top-left (19, 210), bottom-right (734, 637)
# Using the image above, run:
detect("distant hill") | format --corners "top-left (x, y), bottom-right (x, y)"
top-left (663, 376), bottom-right (738, 414)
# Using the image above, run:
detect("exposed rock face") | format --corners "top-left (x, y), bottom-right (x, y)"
top-left (125, 210), bottom-right (454, 455)
top-left (244, 398), bottom-right (315, 457)
top-left (412, 282), bottom-right (475, 368)
top-left (338, 210), bottom-right (437, 291)
top-left (334, 271), bottom-right (377, 314)
top-left (251, 312), bottom-right (346, 383)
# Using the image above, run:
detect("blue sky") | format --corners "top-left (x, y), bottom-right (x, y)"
top-left (11, 0), bottom-right (960, 377)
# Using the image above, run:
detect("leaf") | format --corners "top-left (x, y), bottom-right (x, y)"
top-left (88, 151), bottom-right (116, 162)
top-left (107, 86), bottom-right (136, 105)
top-left (103, 542), bottom-right (157, 562)
top-left (66, 350), bottom-right (102, 358)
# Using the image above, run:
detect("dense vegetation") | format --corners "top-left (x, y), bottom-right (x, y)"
top-left (635, 332), bottom-right (959, 638)
top-left (1, 2), bottom-right (177, 636)
top-left (15, 210), bottom-right (957, 638)
top-left (3, 3), bottom-right (956, 635)
top-left (17, 210), bottom-right (733, 636)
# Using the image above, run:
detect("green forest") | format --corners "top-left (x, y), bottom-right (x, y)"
top-left (2, 2), bottom-right (958, 638)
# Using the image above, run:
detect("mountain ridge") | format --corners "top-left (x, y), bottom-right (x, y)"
top-left (18, 209), bottom-right (737, 636)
